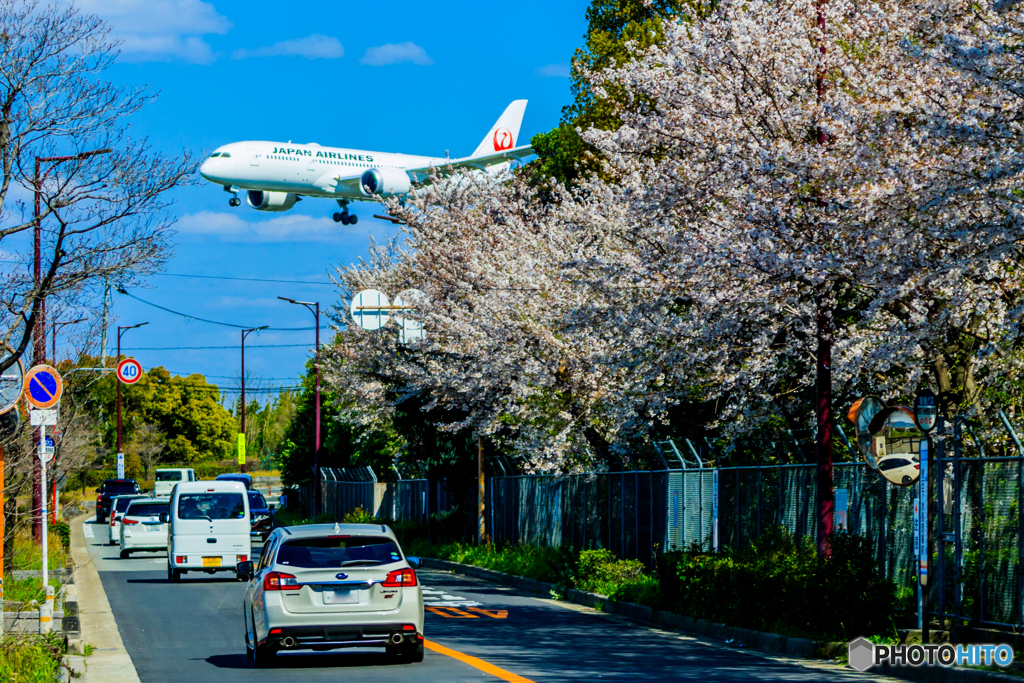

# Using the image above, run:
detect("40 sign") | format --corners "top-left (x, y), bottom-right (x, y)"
top-left (116, 358), bottom-right (143, 385)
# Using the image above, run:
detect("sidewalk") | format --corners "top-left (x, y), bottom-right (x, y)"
top-left (70, 512), bottom-right (141, 683)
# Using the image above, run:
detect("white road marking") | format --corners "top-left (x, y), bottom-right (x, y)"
top-left (421, 585), bottom-right (482, 607)
top-left (83, 524), bottom-right (94, 539)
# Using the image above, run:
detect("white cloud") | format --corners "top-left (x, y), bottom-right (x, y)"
top-left (536, 63), bottom-right (570, 78)
top-left (232, 35), bottom-right (344, 60)
top-left (175, 210), bottom-right (391, 243)
top-left (359, 42), bottom-right (433, 67)
top-left (73, 0), bottom-right (231, 63)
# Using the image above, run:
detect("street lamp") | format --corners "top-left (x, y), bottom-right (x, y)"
top-left (116, 322), bottom-right (148, 457)
top-left (279, 296), bottom-right (321, 515)
top-left (31, 148), bottom-right (111, 542)
top-left (51, 318), bottom-right (86, 364)
top-left (240, 326), bottom-right (268, 474)
top-left (34, 149), bottom-right (112, 364)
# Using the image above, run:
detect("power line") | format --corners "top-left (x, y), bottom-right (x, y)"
top-left (156, 272), bottom-right (334, 286)
top-left (115, 287), bottom-right (330, 331)
top-left (110, 344), bottom-right (312, 350)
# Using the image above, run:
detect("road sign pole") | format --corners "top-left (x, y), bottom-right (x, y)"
top-left (0, 444), bottom-right (5, 639)
top-left (39, 423), bottom-right (47, 590)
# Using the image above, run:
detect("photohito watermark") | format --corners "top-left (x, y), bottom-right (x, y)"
top-left (847, 637), bottom-right (1015, 672)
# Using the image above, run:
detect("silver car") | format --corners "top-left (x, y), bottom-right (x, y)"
top-left (238, 523), bottom-right (424, 667)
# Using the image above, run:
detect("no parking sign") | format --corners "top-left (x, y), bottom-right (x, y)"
top-left (24, 365), bottom-right (62, 409)
top-left (116, 358), bottom-right (143, 384)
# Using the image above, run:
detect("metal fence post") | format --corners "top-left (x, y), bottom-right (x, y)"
top-left (954, 415), bottom-right (963, 621)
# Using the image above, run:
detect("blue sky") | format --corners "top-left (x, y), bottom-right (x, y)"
top-left (42, 0), bottom-right (588, 405)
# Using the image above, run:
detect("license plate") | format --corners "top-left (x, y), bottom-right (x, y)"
top-left (202, 557), bottom-right (221, 567)
top-left (324, 589), bottom-right (357, 605)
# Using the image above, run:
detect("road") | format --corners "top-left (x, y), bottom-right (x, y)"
top-left (80, 516), bottom-right (894, 682)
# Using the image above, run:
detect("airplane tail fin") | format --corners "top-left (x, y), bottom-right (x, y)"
top-left (471, 100), bottom-right (528, 158)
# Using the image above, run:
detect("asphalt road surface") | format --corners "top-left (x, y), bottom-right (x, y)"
top-left (81, 517), bottom-right (895, 682)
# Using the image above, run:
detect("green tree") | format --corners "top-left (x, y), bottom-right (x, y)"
top-left (67, 356), bottom-right (237, 464)
top-left (530, 0), bottom-right (694, 186)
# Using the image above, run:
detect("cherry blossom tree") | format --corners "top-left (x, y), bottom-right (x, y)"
top-left (323, 0), bottom-right (1024, 472)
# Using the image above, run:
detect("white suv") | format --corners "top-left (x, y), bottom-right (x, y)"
top-left (238, 523), bottom-right (424, 667)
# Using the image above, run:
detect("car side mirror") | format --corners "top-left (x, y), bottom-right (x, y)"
top-left (237, 560), bottom-right (255, 581)
top-left (158, 512), bottom-right (169, 524)
top-left (268, 504), bottom-right (275, 511)
top-left (406, 556), bottom-right (420, 569)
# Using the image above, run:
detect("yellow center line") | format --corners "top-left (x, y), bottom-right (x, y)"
top-left (424, 639), bottom-right (535, 683)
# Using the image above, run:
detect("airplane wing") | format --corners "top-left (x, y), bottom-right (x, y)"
top-left (405, 145), bottom-right (535, 184)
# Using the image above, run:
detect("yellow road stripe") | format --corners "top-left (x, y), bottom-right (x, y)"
top-left (424, 639), bottom-right (535, 683)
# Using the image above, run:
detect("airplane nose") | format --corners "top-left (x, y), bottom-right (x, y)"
top-left (199, 158), bottom-right (215, 180)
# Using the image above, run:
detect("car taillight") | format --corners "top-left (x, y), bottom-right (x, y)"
top-left (382, 569), bottom-right (417, 587)
top-left (123, 519), bottom-right (139, 526)
top-left (110, 517), bottom-right (116, 526)
top-left (402, 624), bottom-right (416, 631)
top-left (97, 493), bottom-right (103, 503)
top-left (236, 555), bottom-right (247, 563)
top-left (175, 556), bottom-right (186, 564)
top-left (264, 572), bottom-right (299, 591)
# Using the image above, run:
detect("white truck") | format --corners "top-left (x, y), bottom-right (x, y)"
top-left (154, 468), bottom-right (197, 498)
top-left (163, 480), bottom-right (251, 582)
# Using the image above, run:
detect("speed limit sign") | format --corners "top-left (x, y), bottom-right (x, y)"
top-left (116, 358), bottom-right (143, 385)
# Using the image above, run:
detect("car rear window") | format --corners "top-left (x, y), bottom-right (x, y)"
top-left (247, 491), bottom-right (267, 509)
top-left (126, 502), bottom-right (167, 517)
top-left (156, 471), bottom-right (182, 481)
top-left (113, 497), bottom-right (141, 512)
top-left (177, 493), bottom-right (245, 520)
top-left (104, 483), bottom-right (138, 495)
top-left (879, 458), bottom-right (911, 471)
top-left (276, 536), bottom-right (402, 568)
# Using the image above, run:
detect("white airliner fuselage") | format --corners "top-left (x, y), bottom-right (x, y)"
top-left (199, 100), bottom-right (534, 225)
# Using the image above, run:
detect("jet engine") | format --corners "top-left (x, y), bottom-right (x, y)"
top-left (247, 190), bottom-right (298, 212)
top-left (359, 168), bottom-right (412, 197)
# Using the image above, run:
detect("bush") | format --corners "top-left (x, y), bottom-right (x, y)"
top-left (0, 633), bottom-right (73, 682)
top-left (342, 507), bottom-right (378, 524)
top-left (49, 522), bottom-right (70, 552)
top-left (657, 529), bottom-right (895, 640)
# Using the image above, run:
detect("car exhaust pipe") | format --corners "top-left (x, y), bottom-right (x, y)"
top-left (281, 636), bottom-right (297, 648)
top-left (389, 633), bottom-right (404, 645)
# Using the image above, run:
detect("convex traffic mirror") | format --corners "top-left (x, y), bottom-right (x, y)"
top-left (867, 406), bottom-right (923, 487)
top-left (847, 396), bottom-right (885, 471)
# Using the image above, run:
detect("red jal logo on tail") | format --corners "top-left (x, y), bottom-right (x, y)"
top-left (493, 127), bottom-right (513, 151)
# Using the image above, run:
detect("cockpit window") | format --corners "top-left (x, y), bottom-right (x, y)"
top-left (209, 152), bottom-right (221, 158)
top-left (221, 153), bottom-right (231, 158)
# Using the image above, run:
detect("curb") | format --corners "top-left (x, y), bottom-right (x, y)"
top-left (419, 557), bottom-right (1018, 682)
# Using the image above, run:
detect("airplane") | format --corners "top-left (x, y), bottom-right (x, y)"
top-left (199, 100), bottom-right (534, 225)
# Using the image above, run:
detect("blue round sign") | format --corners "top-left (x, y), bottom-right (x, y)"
top-left (24, 365), bottom-right (62, 409)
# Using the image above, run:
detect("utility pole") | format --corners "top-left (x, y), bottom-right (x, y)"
top-left (814, 0), bottom-right (834, 558)
top-left (32, 148), bottom-right (112, 541)
top-left (240, 327), bottom-right (267, 474)
top-left (279, 297), bottom-right (320, 516)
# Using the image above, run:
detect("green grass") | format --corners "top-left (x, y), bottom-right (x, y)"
top-left (3, 575), bottom-right (62, 605)
top-left (11, 533), bottom-right (68, 571)
top-left (0, 633), bottom-right (73, 682)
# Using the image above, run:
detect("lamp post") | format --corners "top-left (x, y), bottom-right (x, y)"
top-left (240, 326), bottom-right (268, 474)
top-left (31, 148), bottom-right (111, 542)
top-left (279, 297), bottom-right (320, 516)
top-left (51, 318), bottom-right (86, 364)
top-left (116, 323), bottom-right (148, 459)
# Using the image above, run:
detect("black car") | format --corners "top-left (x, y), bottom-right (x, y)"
top-left (247, 489), bottom-right (274, 541)
top-left (95, 479), bottom-right (141, 523)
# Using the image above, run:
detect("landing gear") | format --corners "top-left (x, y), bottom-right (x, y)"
top-left (333, 200), bottom-right (358, 225)
top-left (229, 197), bottom-right (241, 207)
top-left (224, 184), bottom-right (240, 207)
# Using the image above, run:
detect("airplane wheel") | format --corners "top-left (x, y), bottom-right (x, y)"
top-left (333, 212), bottom-right (344, 223)
top-left (347, 215), bottom-right (358, 225)
top-left (229, 198), bottom-right (240, 207)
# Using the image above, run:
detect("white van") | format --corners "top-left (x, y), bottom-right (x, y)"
top-left (163, 480), bottom-right (251, 582)
top-left (154, 468), bottom-right (197, 498)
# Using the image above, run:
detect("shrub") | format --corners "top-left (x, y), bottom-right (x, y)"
top-left (575, 549), bottom-right (647, 596)
top-left (0, 633), bottom-right (73, 682)
top-left (49, 522), bottom-right (70, 552)
top-left (342, 507), bottom-right (378, 524)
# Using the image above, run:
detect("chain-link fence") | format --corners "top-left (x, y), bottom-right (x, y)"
top-left (488, 445), bottom-right (1024, 631)
top-left (298, 467), bottom-right (449, 523)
